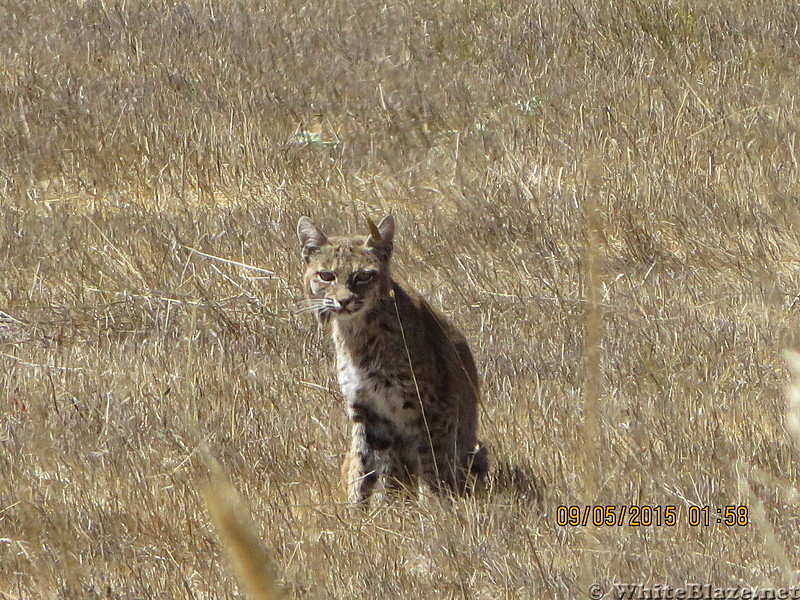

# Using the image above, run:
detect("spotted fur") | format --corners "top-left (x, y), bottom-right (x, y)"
top-left (297, 215), bottom-right (488, 505)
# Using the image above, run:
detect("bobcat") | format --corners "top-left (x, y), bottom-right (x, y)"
top-left (296, 214), bottom-right (488, 505)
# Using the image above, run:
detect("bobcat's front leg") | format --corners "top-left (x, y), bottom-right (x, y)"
top-left (341, 423), bottom-right (378, 505)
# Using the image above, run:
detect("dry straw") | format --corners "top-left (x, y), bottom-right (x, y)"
top-left (578, 156), bottom-right (604, 595)
top-left (729, 351), bottom-right (800, 586)
top-left (202, 469), bottom-right (284, 600)
top-left (5, 0), bottom-right (800, 593)
top-left (784, 350), bottom-right (800, 446)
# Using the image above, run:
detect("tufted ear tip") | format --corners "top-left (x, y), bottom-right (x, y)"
top-left (363, 214), bottom-right (394, 262)
top-left (365, 215), bottom-right (395, 244)
top-left (365, 216), bottom-right (381, 244)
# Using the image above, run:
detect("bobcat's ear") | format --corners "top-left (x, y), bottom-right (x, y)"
top-left (365, 215), bottom-right (395, 260)
top-left (377, 215), bottom-right (395, 247)
top-left (297, 216), bottom-right (327, 262)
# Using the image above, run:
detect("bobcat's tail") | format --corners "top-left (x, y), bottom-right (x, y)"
top-left (468, 442), bottom-right (489, 477)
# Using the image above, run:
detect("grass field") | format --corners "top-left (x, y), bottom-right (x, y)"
top-left (2, 0), bottom-right (800, 597)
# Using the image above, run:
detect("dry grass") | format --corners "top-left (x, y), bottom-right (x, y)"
top-left (202, 460), bottom-right (284, 600)
top-left (2, 0), bottom-right (800, 597)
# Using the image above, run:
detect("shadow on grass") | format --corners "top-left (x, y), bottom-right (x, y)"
top-left (486, 458), bottom-right (546, 506)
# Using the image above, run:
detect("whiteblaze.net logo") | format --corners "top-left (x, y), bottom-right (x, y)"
top-left (610, 584), bottom-right (800, 600)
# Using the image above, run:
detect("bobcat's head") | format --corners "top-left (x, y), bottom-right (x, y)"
top-left (296, 215), bottom-right (395, 321)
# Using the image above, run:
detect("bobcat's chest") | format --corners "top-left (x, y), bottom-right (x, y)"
top-left (334, 346), bottom-right (418, 433)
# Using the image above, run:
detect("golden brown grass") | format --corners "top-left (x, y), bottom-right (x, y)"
top-left (2, 0), bottom-right (800, 597)
top-left (203, 460), bottom-right (284, 600)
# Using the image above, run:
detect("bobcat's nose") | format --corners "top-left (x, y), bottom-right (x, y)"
top-left (338, 296), bottom-right (358, 312)
top-left (333, 295), bottom-right (359, 313)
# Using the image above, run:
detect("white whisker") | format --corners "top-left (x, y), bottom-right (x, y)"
top-left (291, 299), bottom-right (331, 315)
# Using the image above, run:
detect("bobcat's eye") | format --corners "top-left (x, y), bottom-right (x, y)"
top-left (353, 271), bottom-right (375, 285)
top-left (318, 270), bottom-right (336, 282)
